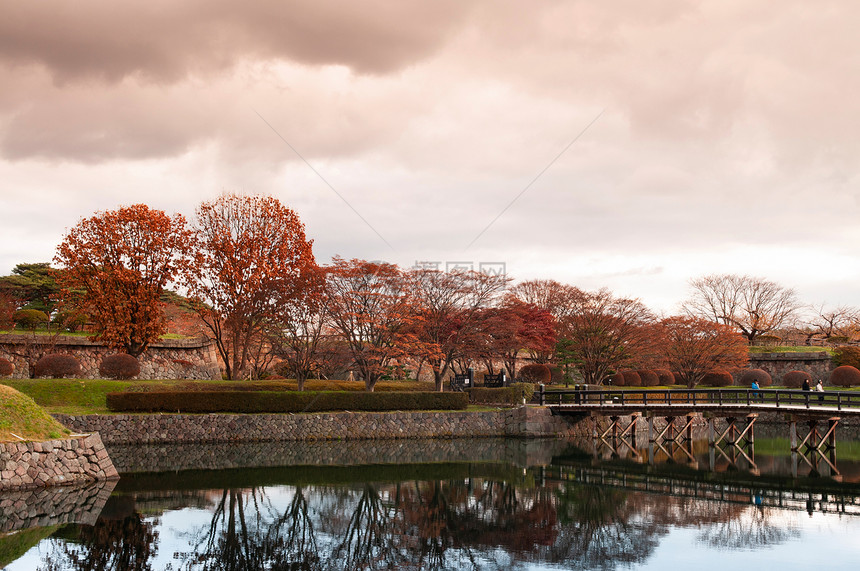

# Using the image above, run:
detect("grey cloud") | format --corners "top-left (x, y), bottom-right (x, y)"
top-left (0, 0), bottom-right (475, 82)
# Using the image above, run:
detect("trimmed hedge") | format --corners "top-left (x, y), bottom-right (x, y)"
top-left (783, 370), bottom-right (812, 388)
top-left (34, 354), bottom-right (81, 379)
top-left (701, 370), bottom-right (733, 387)
top-left (830, 365), bottom-right (860, 387)
top-left (107, 390), bottom-right (469, 413)
top-left (0, 358), bottom-right (13, 377)
top-left (608, 372), bottom-right (625, 386)
top-left (621, 371), bottom-right (641, 387)
top-left (519, 364), bottom-right (551, 385)
top-left (739, 368), bottom-right (772, 387)
top-left (468, 383), bottom-right (535, 406)
top-left (653, 369), bottom-right (675, 386)
top-left (99, 354), bottom-right (141, 380)
top-left (548, 366), bottom-right (564, 384)
top-left (637, 369), bottom-right (659, 387)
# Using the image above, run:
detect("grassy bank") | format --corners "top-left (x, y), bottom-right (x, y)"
top-left (0, 385), bottom-right (71, 441)
top-left (0, 378), bottom-right (439, 414)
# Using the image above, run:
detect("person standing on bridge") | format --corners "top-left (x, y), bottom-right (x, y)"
top-left (802, 378), bottom-right (811, 392)
top-left (751, 380), bottom-right (762, 401)
top-left (816, 380), bottom-right (824, 402)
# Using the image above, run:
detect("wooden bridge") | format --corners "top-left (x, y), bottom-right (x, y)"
top-left (538, 387), bottom-right (860, 466)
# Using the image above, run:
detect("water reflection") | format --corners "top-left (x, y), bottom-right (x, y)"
top-left (4, 437), bottom-right (860, 570)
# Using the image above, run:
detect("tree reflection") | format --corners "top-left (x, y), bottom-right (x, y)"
top-left (39, 513), bottom-right (158, 571)
top-left (543, 483), bottom-right (660, 569)
top-left (696, 505), bottom-right (799, 549)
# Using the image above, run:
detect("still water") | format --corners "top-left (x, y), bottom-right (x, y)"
top-left (3, 436), bottom-right (860, 570)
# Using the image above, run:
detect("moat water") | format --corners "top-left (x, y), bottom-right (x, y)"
top-left (3, 435), bottom-right (860, 570)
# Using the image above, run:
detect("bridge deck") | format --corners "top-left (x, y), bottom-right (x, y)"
top-left (540, 388), bottom-right (860, 418)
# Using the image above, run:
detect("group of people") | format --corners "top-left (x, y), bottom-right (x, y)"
top-left (749, 378), bottom-right (824, 402)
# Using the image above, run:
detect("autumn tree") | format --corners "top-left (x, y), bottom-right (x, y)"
top-left (469, 298), bottom-right (556, 378)
top-left (508, 279), bottom-right (585, 324)
top-left (409, 268), bottom-right (508, 391)
top-left (55, 204), bottom-right (193, 356)
top-left (268, 266), bottom-right (330, 390)
top-left (683, 274), bottom-right (801, 343)
top-left (662, 315), bottom-right (749, 388)
top-left (801, 304), bottom-right (859, 344)
top-left (555, 289), bottom-right (658, 385)
top-left (326, 258), bottom-right (424, 391)
top-left (185, 193), bottom-right (317, 380)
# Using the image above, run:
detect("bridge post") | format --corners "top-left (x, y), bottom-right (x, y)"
top-left (707, 417), bottom-right (715, 446)
top-left (539, 383), bottom-right (545, 406)
top-left (790, 420), bottom-right (798, 451)
top-left (648, 416), bottom-right (655, 443)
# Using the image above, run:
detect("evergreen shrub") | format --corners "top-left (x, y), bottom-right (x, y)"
top-left (622, 371), bottom-right (642, 387)
top-left (13, 309), bottom-right (49, 331)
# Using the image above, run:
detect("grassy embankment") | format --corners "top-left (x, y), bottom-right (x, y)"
top-left (0, 385), bottom-right (71, 441)
top-left (0, 379), bottom-right (440, 415)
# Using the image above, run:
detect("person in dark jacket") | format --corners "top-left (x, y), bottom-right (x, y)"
top-left (802, 378), bottom-right (811, 391)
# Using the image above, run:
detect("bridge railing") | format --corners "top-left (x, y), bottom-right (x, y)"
top-left (538, 386), bottom-right (860, 412)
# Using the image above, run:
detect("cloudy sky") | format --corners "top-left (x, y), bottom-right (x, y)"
top-left (2, 1), bottom-right (859, 313)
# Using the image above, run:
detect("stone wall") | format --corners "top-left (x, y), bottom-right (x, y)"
top-left (0, 334), bottom-right (221, 380)
top-left (105, 437), bottom-right (574, 474)
top-left (0, 433), bottom-right (119, 491)
top-left (54, 407), bottom-right (584, 445)
top-left (0, 480), bottom-right (115, 532)
top-left (748, 352), bottom-right (833, 384)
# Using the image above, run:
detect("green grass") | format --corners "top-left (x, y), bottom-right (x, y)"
top-left (0, 378), bottom-right (440, 414)
top-left (748, 345), bottom-right (834, 355)
top-left (0, 385), bottom-right (71, 441)
top-left (0, 525), bottom-right (60, 568)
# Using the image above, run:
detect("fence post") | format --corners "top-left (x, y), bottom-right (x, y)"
top-left (539, 383), bottom-right (545, 406)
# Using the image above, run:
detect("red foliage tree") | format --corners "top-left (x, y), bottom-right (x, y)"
top-left (662, 316), bottom-right (749, 388)
top-left (55, 204), bottom-right (193, 356)
top-left (185, 194), bottom-right (317, 380)
top-left (325, 258), bottom-right (426, 391)
top-left (268, 266), bottom-right (330, 390)
top-left (410, 269), bottom-right (508, 391)
top-left (554, 289), bottom-right (658, 385)
top-left (474, 298), bottom-right (556, 379)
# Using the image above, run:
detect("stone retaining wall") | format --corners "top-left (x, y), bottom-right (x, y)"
top-left (54, 407), bottom-right (583, 445)
top-left (748, 352), bottom-right (833, 383)
top-left (0, 334), bottom-right (221, 380)
top-left (0, 480), bottom-right (115, 532)
top-left (105, 437), bottom-right (574, 474)
top-left (0, 433), bottom-right (119, 491)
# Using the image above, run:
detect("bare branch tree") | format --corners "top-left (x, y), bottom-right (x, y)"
top-left (683, 274), bottom-right (800, 343)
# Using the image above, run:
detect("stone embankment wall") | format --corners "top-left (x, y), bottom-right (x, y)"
top-left (0, 433), bottom-right (119, 491)
top-left (0, 480), bottom-right (115, 532)
top-left (748, 352), bottom-right (833, 383)
top-left (106, 437), bottom-right (574, 474)
top-left (55, 407), bottom-right (584, 445)
top-left (0, 334), bottom-right (221, 380)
